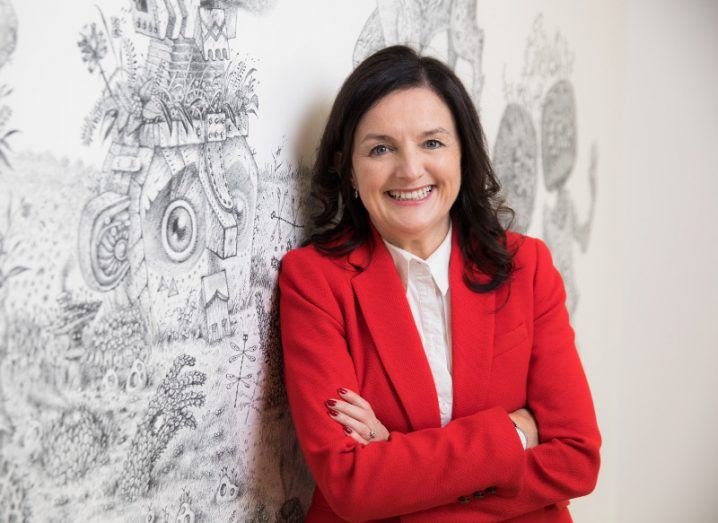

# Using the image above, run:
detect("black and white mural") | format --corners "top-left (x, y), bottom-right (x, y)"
top-left (495, 14), bottom-right (598, 315)
top-left (0, 2), bottom-right (599, 521)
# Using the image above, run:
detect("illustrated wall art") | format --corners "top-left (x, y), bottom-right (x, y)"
top-left (0, 2), bottom-right (599, 521)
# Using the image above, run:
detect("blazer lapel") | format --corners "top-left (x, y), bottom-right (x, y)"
top-left (449, 228), bottom-right (496, 418)
top-left (350, 226), bottom-right (442, 430)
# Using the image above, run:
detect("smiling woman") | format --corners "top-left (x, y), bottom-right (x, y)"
top-left (350, 87), bottom-right (462, 259)
top-left (279, 45), bottom-right (600, 522)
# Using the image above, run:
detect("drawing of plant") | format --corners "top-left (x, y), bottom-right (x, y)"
top-left (0, 457), bottom-right (31, 522)
top-left (238, 371), bottom-right (263, 424)
top-left (78, 22), bottom-right (114, 98)
top-left (84, 304), bottom-right (148, 384)
top-left (79, 11), bottom-right (145, 145)
top-left (0, 193), bottom-right (28, 352)
top-left (149, 58), bottom-right (259, 136)
top-left (0, 84), bottom-right (17, 169)
top-left (226, 334), bottom-right (257, 408)
top-left (118, 354), bottom-right (206, 501)
top-left (40, 406), bottom-right (112, 483)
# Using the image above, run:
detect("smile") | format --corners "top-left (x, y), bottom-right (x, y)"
top-left (386, 185), bottom-right (434, 201)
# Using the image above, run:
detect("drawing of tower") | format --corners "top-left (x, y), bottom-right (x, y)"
top-left (78, 0), bottom-right (259, 338)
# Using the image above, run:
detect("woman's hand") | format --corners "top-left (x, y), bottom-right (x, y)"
top-left (325, 388), bottom-right (390, 445)
top-left (508, 407), bottom-right (539, 449)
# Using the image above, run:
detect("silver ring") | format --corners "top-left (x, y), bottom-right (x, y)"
top-left (368, 429), bottom-right (376, 440)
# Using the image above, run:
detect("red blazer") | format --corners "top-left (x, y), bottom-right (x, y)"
top-left (278, 224), bottom-right (601, 522)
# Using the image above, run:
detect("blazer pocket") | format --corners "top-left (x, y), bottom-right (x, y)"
top-left (493, 321), bottom-right (528, 357)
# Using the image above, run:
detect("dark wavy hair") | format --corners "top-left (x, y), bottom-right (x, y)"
top-left (306, 45), bottom-right (517, 293)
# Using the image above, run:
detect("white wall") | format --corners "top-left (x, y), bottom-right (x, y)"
top-left (616, 0), bottom-right (718, 521)
top-left (572, 2), bottom-right (718, 521)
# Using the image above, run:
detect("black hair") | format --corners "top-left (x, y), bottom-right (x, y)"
top-left (306, 45), bottom-right (516, 293)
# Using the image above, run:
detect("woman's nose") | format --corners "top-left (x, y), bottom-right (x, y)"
top-left (396, 148), bottom-right (424, 181)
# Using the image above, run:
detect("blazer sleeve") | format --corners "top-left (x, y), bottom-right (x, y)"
top-left (400, 237), bottom-right (602, 522)
top-left (279, 249), bottom-right (526, 522)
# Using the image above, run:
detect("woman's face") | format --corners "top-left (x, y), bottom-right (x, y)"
top-left (351, 86), bottom-right (462, 250)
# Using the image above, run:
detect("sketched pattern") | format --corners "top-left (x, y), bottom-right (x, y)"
top-left (0, 3), bottom-right (311, 521)
top-left (496, 15), bottom-right (598, 315)
top-left (354, 0), bottom-right (486, 104)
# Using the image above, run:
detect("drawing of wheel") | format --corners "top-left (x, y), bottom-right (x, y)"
top-left (78, 192), bottom-right (132, 292)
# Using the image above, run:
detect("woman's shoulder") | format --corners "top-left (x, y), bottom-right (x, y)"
top-left (279, 241), bottom-right (360, 287)
top-left (505, 230), bottom-right (555, 276)
top-left (278, 242), bottom-right (359, 320)
top-left (503, 230), bottom-right (563, 301)
top-left (282, 242), bottom-right (353, 269)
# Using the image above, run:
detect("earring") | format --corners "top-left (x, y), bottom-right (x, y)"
top-left (353, 189), bottom-right (358, 199)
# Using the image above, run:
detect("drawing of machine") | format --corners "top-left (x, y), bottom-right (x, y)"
top-left (78, 0), bottom-right (258, 341)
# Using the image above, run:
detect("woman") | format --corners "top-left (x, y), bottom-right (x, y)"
top-left (279, 45), bottom-right (600, 522)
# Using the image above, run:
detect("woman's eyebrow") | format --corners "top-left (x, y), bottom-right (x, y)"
top-left (360, 133), bottom-right (394, 144)
top-left (420, 127), bottom-right (450, 137)
top-left (360, 127), bottom-right (450, 144)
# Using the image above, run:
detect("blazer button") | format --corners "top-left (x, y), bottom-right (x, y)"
top-left (457, 495), bottom-right (471, 504)
top-left (472, 490), bottom-right (484, 498)
top-left (485, 486), bottom-right (497, 494)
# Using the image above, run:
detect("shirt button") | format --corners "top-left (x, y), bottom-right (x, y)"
top-left (457, 495), bottom-right (471, 504)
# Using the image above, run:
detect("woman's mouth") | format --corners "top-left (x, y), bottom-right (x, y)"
top-left (386, 185), bottom-right (434, 201)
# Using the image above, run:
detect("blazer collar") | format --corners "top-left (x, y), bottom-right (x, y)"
top-left (448, 227), bottom-right (496, 419)
top-left (350, 222), bottom-right (496, 430)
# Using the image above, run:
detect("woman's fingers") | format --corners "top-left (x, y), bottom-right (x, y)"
top-left (337, 387), bottom-right (373, 411)
top-left (327, 407), bottom-right (371, 443)
top-left (326, 397), bottom-right (372, 425)
top-left (343, 424), bottom-right (370, 445)
top-left (325, 389), bottom-right (391, 443)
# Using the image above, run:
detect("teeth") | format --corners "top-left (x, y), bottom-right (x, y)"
top-left (388, 186), bottom-right (433, 201)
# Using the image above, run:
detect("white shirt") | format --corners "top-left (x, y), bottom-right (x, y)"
top-left (382, 225), bottom-right (527, 448)
top-left (383, 227), bottom-right (454, 426)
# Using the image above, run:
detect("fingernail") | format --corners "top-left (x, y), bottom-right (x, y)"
top-left (343, 426), bottom-right (352, 434)
top-left (327, 409), bottom-right (339, 417)
top-left (338, 388), bottom-right (348, 395)
top-left (325, 399), bottom-right (337, 407)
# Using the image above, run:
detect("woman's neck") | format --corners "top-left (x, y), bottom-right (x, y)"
top-left (373, 219), bottom-right (451, 260)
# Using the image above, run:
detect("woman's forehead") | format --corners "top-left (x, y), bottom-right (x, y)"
top-left (354, 87), bottom-right (456, 139)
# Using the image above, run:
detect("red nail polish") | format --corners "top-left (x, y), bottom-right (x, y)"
top-left (338, 388), bottom-right (348, 395)
top-left (326, 399), bottom-right (337, 407)
top-left (327, 409), bottom-right (339, 416)
top-left (343, 426), bottom-right (352, 434)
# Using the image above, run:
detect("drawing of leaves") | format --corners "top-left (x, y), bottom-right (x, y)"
top-left (0, 129), bottom-right (18, 168)
top-left (0, 266), bottom-right (28, 287)
top-left (78, 23), bottom-right (108, 74)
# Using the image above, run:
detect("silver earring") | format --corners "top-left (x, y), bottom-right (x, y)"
top-left (354, 189), bottom-right (358, 199)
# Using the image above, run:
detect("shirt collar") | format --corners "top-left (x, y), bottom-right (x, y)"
top-left (382, 224), bottom-right (452, 296)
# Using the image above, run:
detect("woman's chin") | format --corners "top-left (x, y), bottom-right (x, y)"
top-left (383, 219), bottom-right (449, 244)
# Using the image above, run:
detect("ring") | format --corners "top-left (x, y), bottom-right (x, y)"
top-left (368, 429), bottom-right (376, 440)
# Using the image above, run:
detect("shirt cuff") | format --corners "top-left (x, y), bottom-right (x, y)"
top-left (515, 426), bottom-right (528, 450)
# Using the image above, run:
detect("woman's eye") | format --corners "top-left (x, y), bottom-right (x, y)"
top-left (425, 139), bottom-right (443, 149)
top-left (370, 144), bottom-right (390, 156)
